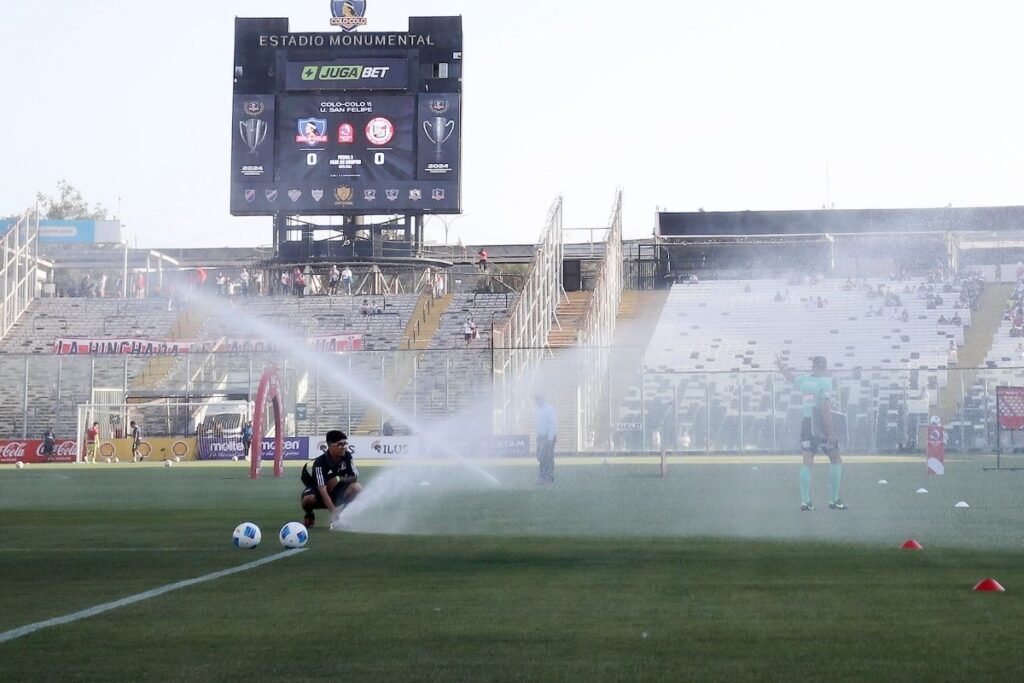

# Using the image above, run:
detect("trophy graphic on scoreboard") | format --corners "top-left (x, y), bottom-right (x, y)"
top-left (239, 118), bottom-right (268, 154)
top-left (423, 116), bottom-right (455, 156)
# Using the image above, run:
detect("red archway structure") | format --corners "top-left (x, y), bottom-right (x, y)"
top-left (250, 367), bottom-right (285, 479)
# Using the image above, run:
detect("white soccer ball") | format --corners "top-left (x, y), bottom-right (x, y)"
top-left (230, 455), bottom-right (238, 462)
top-left (15, 461), bottom-right (24, 470)
top-left (930, 415), bottom-right (941, 426)
top-left (164, 459), bottom-right (173, 467)
top-left (174, 456), bottom-right (181, 463)
top-left (104, 457), bottom-right (111, 464)
top-left (232, 522), bottom-right (262, 549)
top-left (280, 522), bottom-right (309, 549)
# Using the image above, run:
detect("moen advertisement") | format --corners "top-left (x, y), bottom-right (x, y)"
top-left (285, 58), bottom-right (409, 91)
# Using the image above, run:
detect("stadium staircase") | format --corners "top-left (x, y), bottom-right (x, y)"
top-left (132, 309), bottom-right (209, 391)
top-left (595, 289), bottom-right (671, 449)
top-left (548, 291), bottom-right (589, 348)
top-left (538, 292), bottom-right (592, 451)
top-left (354, 292), bottom-right (452, 433)
top-left (937, 283), bottom-right (1012, 422)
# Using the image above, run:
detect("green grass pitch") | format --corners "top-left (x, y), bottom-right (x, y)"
top-left (2, 455), bottom-right (1023, 682)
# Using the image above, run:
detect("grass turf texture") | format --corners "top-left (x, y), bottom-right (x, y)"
top-left (1, 457), bottom-right (1023, 682)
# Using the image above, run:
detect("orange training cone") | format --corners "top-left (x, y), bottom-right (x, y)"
top-left (900, 539), bottom-right (923, 550)
top-left (973, 578), bottom-right (1006, 592)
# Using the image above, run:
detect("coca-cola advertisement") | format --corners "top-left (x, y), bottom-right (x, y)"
top-left (0, 439), bottom-right (77, 464)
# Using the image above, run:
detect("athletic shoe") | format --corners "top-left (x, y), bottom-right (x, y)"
top-left (303, 513), bottom-right (315, 529)
top-left (800, 502), bottom-right (814, 511)
top-left (828, 500), bottom-right (848, 510)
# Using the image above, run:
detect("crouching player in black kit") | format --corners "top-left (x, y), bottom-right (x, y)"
top-left (300, 430), bottom-right (361, 529)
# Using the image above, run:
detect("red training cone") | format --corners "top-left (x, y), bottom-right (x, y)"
top-left (900, 539), bottom-right (923, 550)
top-left (973, 578), bottom-right (1006, 592)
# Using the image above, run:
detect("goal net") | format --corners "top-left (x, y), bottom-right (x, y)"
top-left (75, 400), bottom-right (252, 463)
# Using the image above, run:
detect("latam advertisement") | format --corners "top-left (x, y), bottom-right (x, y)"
top-left (0, 439), bottom-right (77, 464)
top-left (52, 334), bottom-right (363, 356)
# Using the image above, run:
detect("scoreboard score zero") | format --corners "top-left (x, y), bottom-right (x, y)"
top-left (230, 16), bottom-right (462, 216)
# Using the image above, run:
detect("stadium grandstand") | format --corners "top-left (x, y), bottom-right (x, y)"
top-left (6, 197), bottom-right (1024, 459)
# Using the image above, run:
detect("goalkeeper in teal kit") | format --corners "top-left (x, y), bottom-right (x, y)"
top-left (776, 355), bottom-right (846, 511)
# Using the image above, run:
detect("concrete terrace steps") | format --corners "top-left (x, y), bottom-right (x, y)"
top-left (355, 292), bottom-right (453, 433)
top-left (937, 283), bottom-right (1011, 422)
top-left (547, 291), bottom-right (591, 348)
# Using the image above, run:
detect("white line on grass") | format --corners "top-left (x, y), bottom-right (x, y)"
top-left (0, 549), bottom-right (307, 644)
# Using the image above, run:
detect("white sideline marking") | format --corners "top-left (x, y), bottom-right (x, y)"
top-left (0, 549), bottom-right (306, 644)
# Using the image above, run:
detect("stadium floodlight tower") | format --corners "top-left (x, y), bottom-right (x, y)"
top-left (229, 4), bottom-right (462, 263)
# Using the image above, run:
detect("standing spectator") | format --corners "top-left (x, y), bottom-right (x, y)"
top-left (240, 267), bottom-right (251, 296)
top-left (253, 270), bottom-right (264, 296)
top-left (293, 267), bottom-right (305, 297)
top-left (947, 341), bottom-right (958, 367)
top-left (241, 421), bottom-right (253, 461)
top-left (98, 273), bottom-right (108, 298)
top-left (382, 419), bottom-right (395, 436)
top-left (462, 316), bottom-right (477, 346)
top-left (280, 270), bottom-right (291, 296)
top-left (457, 237), bottom-right (466, 259)
top-left (216, 272), bottom-right (227, 295)
top-left (85, 421), bottom-right (100, 464)
top-left (341, 265), bottom-right (353, 295)
top-left (327, 265), bottom-right (340, 296)
top-left (196, 267), bottom-right (207, 292)
top-left (134, 271), bottom-right (145, 299)
top-left (129, 420), bottom-right (143, 462)
top-left (534, 394), bottom-right (558, 485)
top-left (41, 425), bottom-right (55, 461)
top-left (477, 248), bottom-right (489, 272)
top-left (433, 270), bottom-right (445, 299)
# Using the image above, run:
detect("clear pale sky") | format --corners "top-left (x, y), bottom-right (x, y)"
top-left (1, 0), bottom-right (1021, 248)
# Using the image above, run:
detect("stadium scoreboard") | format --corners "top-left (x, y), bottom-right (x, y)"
top-left (230, 15), bottom-right (462, 216)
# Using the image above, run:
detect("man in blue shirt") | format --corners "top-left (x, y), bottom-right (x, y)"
top-left (534, 394), bottom-right (558, 485)
top-left (777, 355), bottom-right (846, 511)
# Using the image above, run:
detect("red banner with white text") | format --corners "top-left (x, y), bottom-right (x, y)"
top-left (52, 334), bottom-right (363, 355)
top-left (0, 439), bottom-right (78, 463)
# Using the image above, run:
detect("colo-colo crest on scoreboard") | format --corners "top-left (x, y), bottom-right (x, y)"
top-left (230, 11), bottom-right (462, 215)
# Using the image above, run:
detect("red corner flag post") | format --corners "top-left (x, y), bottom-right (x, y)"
top-left (926, 423), bottom-right (944, 475)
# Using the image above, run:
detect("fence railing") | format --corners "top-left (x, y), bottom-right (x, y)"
top-left (1, 207), bottom-right (40, 339)
top-left (2, 346), bottom-right (1019, 455)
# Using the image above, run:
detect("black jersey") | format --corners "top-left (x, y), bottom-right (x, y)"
top-left (301, 451), bottom-right (357, 489)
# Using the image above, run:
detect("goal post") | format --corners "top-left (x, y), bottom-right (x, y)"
top-left (74, 400), bottom-right (252, 463)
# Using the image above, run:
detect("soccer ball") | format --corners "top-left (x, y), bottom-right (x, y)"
top-left (15, 461), bottom-right (24, 470)
top-left (280, 522), bottom-right (309, 549)
top-left (164, 459), bottom-right (173, 467)
top-left (232, 522), bottom-right (262, 549)
top-left (230, 455), bottom-right (238, 462)
top-left (930, 415), bottom-right (941, 426)
top-left (104, 457), bottom-right (111, 464)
